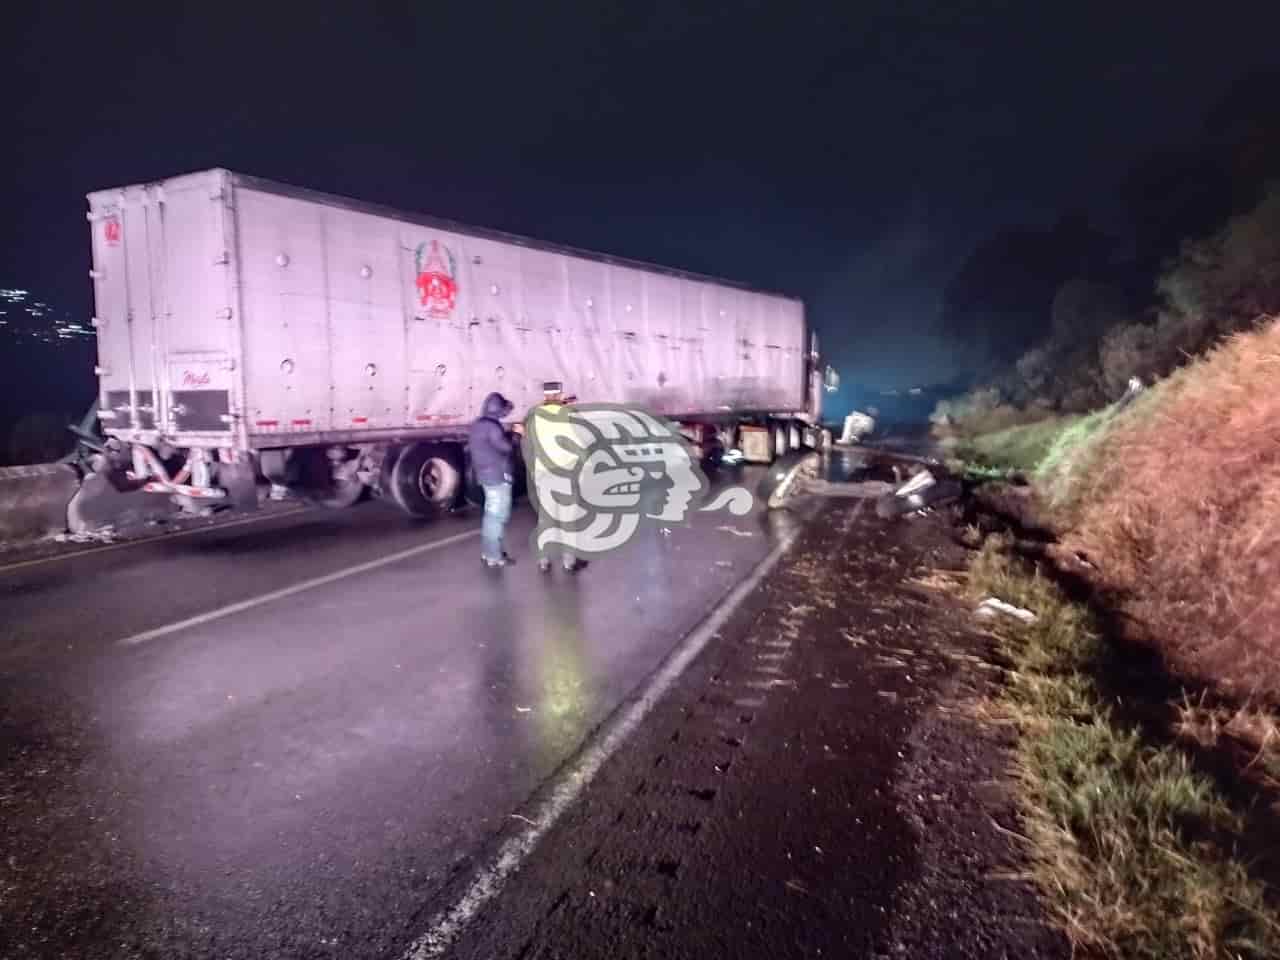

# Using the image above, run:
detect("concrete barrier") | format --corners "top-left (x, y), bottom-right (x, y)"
top-left (0, 462), bottom-right (79, 543)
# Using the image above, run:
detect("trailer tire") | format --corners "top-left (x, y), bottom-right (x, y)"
top-left (757, 449), bottom-right (821, 510)
top-left (293, 448), bottom-right (366, 509)
top-left (389, 442), bottom-right (463, 519)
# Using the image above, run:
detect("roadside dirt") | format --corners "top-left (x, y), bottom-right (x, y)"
top-left (443, 498), bottom-right (1068, 959)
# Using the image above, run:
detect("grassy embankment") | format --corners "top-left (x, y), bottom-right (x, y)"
top-left (951, 319), bottom-right (1280, 957)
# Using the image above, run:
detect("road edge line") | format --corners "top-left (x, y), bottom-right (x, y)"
top-left (402, 522), bottom-right (805, 960)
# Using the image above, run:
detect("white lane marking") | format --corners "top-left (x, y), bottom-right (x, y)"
top-left (117, 527), bottom-right (480, 647)
top-left (0, 507), bottom-right (310, 576)
top-left (403, 524), bottom-right (802, 960)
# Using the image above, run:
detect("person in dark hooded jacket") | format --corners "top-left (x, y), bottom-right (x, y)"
top-left (469, 392), bottom-right (518, 567)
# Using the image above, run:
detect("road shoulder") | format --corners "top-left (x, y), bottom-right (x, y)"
top-left (437, 499), bottom-right (1069, 959)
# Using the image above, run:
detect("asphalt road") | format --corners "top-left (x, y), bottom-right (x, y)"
top-left (0, 468), bottom-right (812, 959)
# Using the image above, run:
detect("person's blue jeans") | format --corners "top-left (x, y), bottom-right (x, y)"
top-left (480, 481), bottom-right (513, 561)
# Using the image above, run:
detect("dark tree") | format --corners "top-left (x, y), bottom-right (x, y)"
top-left (940, 215), bottom-right (1111, 368)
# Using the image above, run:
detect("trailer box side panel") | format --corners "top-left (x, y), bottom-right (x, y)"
top-left (235, 187), bottom-right (334, 434)
top-left (325, 206), bottom-right (407, 431)
top-left (91, 169), bottom-right (810, 456)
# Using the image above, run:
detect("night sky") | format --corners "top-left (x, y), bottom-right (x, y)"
top-left (4, 2), bottom-right (1279, 399)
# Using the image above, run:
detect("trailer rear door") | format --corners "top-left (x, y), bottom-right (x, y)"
top-left (88, 170), bottom-right (240, 443)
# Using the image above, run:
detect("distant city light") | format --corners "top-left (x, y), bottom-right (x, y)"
top-left (0, 288), bottom-right (94, 345)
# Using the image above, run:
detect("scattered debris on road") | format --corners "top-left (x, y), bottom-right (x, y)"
top-left (875, 467), bottom-right (963, 520)
top-left (837, 410), bottom-right (876, 445)
top-left (52, 526), bottom-right (117, 544)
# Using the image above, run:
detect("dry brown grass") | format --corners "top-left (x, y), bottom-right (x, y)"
top-left (967, 541), bottom-right (1279, 958)
top-left (1071, 316), bottom-right (1280, 702)
top-left (1175, 696), bottom-right (1280, 791)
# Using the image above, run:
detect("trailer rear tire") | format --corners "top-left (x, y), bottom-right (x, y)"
top-left (294, 448), bottom-right (366, 509)
top-left (320, 476), bottom-right (366, 509)
top-left (388, 442), bottom-right (463, 519)
top-left (773, 423), bottom-right (789, 459)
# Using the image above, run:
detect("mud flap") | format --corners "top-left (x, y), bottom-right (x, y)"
top-left (218, 461), bottom-right (262, 512)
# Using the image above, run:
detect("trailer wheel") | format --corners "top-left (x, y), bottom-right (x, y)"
top-left (320, 474), bottom-right (366, 509)
top-left (773, 422), bottom-right (789, 459)
top-left (389, 442), bottom-right (463, 518)
top-left (294, 448), bottom-right (366, 509)
top-left (757, 449), bottom-right (821, 510)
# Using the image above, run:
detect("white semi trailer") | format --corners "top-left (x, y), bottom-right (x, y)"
top-left (84, 169), bottom-right (837, 517)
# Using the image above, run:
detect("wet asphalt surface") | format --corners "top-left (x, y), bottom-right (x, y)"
top-left (0, 449), bottom-right (1063, 959)
top-left (442, 494), bottom-right (1065, 960)
top-left (0, 466), bottom-right (811, 959)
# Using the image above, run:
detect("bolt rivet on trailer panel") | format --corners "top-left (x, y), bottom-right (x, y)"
top-left (281, 359), bottom-right (295, 374)
top-left (435, 364), bottom-right (447, 377)
top-left (585, 297), bottom-right (594, 308)
top-left (365, 364), bottom-right (378, 377)
top-left (360, 265), bottom-right (372, 279)
top-left (276, 253), bottom-right (290, 267)
top-left (490, 284), bottom-right (500, 295)
top-left (495, 366), bottom-right (505, 379)
top-left (625, 303), bottom-right (633, 312)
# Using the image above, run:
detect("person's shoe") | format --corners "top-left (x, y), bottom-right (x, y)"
top-left (538, 558), bottom-right (552, 573)
top-left (481, 555), bottom-right (512, 568)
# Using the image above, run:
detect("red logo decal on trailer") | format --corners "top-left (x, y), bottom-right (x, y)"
top-left (414, 240), bottom-right (458, 319)
top-left (181, 370), bottom-right (211, 388)
top-left (104, 218), bottom-right (121, 246)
